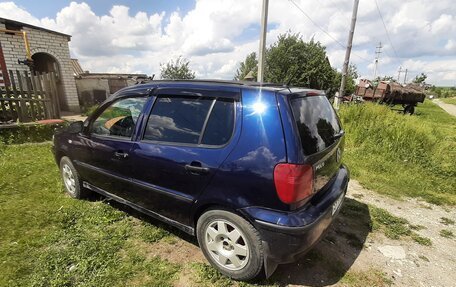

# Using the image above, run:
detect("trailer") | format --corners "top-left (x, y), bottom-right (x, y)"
top-left (354, 79), bottom-right (426, 114)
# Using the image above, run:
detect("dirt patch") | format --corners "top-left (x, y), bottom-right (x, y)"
top-left (346, 180), bottom-right (456, 287)
top-left (136, 237), bottom-right (206, 265)
top-left (173, 265), bottom-right (199, 287)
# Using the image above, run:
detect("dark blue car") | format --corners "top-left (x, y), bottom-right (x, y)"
top-left (53, 80), bottom-right (349, 281)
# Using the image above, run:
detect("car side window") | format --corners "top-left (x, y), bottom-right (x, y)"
top-left (201, 99), bottom-right (235, 145)
top-left (91, 97), bottom-right (147, 138)
top-left (144, 96), bottom-right (213, 144)
top-left (143, 96), bottom-right (235, 146)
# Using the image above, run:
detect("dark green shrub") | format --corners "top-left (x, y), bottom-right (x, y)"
top-left (0, 123), bottom-right (66, 144)
top-left (82, 105), bottom-right (99, 116)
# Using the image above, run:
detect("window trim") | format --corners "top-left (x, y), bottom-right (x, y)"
top-left (88, 96), bottom-right (148, 141)
top-left (198, 99), bottom-right (216, 144)
top-left (140, 95), bottom-right (237, 149)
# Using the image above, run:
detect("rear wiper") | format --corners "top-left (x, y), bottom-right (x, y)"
top-left (333, 130), bottom-right (345, 140)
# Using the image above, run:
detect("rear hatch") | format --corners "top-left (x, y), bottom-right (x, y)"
top-left (289, 93), bottom-right (344, 193)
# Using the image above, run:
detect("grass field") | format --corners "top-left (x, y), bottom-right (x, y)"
top-left (441, 97), bottom-right (456, 105)
top-left (0, 144), bottom-right (185, 287)
top-left (339, 100), bottom-right (456, 205)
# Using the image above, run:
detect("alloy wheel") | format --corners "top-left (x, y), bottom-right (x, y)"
top-left (62, 164), bottom-right (76, 196)
top-left (204, 219), bottom-right (249, 271)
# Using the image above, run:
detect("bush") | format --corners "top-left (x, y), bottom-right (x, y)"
top-left (0, 123), bottom-right (66, 144)
top-left (82, 105), bottom-right (99, 116)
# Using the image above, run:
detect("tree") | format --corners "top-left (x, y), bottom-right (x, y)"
top-left (413, 73), bottom-right (427, 84)
top-left (234, 32), bottom-right (338, 95)
top-left (333, 64), bottom-right (359, 96)
top-left (234, 52), bottom-right (257, 80)
top-left (380, 75), bottom-right (395, 81)
top-left (160, 56), bottom-right (195, 80)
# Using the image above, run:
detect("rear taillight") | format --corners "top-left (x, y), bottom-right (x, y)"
top-left (273, 163), bottom-right (314, 204)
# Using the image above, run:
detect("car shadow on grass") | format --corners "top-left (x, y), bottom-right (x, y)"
top-left (267, 198), bottom-right (372, 286)
top-left (91, 194), bottom-right (371, 287)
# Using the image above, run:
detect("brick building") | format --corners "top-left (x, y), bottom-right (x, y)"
top-left (0, 18), bottom-right (79, 112)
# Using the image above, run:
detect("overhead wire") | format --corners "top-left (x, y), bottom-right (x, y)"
top-left (374, 0), bottom-right (399, 58)
top-left (289, 0), bottom-right (346, 49)
top-left (288, 0), bottom-right (372, 64)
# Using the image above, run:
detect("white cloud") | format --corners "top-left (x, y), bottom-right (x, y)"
top-left (0, 0), bottom-right (455, 85)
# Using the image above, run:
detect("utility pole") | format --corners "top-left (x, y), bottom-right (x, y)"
top-left (403, 69), bottom-right (408, 84)
top-left (397, 66), bottom-right (403, 82)
top-left (257, 0), bottom-right (269, 83)
top-left (373, 42), bottom-right (382, 79)
top-left (335, 0), bottom-right (359, 110)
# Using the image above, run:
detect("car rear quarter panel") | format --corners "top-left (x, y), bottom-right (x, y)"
top-left (192, 87), bottom-right (289, 219)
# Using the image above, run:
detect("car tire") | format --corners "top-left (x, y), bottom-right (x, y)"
top-left (197, 209), bottom-right (264, 281)
top-left (60, 156), bottom-right (89, 199)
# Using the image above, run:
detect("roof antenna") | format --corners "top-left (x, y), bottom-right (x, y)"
top-left (285, 67), bottom-right (300, 87)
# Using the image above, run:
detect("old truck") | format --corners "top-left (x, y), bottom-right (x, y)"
top-left (354, 79), bottom-right (426, 114)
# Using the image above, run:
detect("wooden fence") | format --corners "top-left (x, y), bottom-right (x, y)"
top-left (0, 70), bottom-right (60, 124)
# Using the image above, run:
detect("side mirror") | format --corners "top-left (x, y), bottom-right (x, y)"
top-left (67, 121), bottom-right (83, 134)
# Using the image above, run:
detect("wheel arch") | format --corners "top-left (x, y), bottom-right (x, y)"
top-left (192, 203), bottom-right (256, 236)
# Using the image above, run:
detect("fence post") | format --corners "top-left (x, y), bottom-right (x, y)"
top-left (37, 72), bottom-right (51, 119)
top-left (16, 70), bottom-right (31, 122)
top-left (9, 70), bottom-right (25, 122)
top-left (24, 70), bottom-right (38, 121)
top-left (33, 72), bottom-right (48, 119)
top-left (50, 72), bottom-right (61, 118)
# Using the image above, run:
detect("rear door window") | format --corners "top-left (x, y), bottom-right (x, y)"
top-left (290, 95), bottom-right (341, 155)
top-left (201, 99), bottom-right (235, 145)
top-left (144, 96), bottom-right (235, 146)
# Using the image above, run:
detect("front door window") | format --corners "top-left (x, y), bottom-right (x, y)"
top-left (91, 97), bottom-right (148, 138)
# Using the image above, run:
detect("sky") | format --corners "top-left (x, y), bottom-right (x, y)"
top-left (0, 0), bottom-right (455, 86)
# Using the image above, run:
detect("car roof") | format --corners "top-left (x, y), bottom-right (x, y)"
top-left (110, 79), bottom-right (322, 99)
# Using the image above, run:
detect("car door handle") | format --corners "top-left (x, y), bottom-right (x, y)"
top-left (185, 163), bottom-right (209, 175)
top-left (114, 151), bottom-right (129, 159)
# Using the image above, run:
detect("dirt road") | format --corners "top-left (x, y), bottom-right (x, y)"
top-left (152, 180), bottom-right (456, 286)
top-left (343, 180), bottom-right (456, 287)
top-left (433, 99), bottom-right (456, 117)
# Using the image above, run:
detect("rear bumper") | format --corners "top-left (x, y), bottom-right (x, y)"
top-left (241, 165), bottom-right (349, 264)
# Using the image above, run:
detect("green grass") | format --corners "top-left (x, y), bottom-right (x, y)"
top-left (340, 269), bottom-right (392, 287)
top-left (0, 144), bottom-right (180, 287)
top-left (190, 262), bottom-right (280, 287)
top-left (441, 97), bottom-right (456, 105)
top-left (339, 101), bottom-right (456, 205)
top-left (369, 205), bottom-right (432, 246)
top-left (439, 229), bottom-right (454, 239)
top-left (440, 217), bottom-right (455, 225)
top-left (191, 263), bottom-right (236, 287)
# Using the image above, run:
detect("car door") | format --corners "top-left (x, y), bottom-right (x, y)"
top-left (74, 95), bottom-right (148, 197)
top-left (128, 87), bottom-right (241, 226)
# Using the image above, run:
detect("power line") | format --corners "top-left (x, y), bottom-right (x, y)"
top-left (289, 0), bottom-right (346, 49)
top-left (288, 0), bottom-right (371, 64)
top-left (374, 0), bottom-right (399, 58)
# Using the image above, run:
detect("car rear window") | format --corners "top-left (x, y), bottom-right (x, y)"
top-left (290, 95), bottom-right (341, 155)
